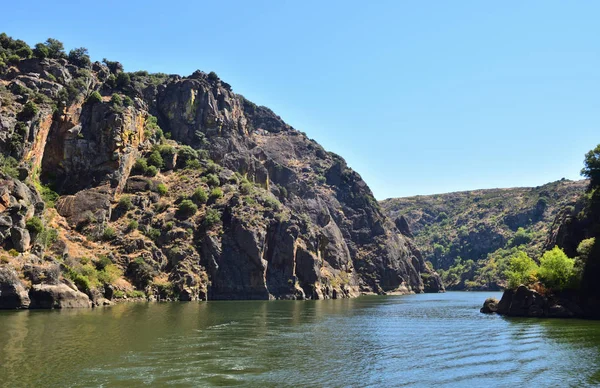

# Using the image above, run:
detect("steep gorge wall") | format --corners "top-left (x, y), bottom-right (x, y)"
top-left (0, 41), bottom-right (442, 308)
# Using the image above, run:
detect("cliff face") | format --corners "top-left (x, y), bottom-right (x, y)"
top-left (380, 180), bottom-right (586, 289)
top-left (0, 36), bottom-right (442, 308)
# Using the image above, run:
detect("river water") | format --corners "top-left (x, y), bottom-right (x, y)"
top-left (1, 292), bottom-right (599, 387)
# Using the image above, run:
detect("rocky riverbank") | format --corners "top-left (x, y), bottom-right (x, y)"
top-left (481, 285), bottom-right (600, 319)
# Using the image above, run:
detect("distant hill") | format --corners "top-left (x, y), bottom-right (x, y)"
top-left (380, 179), bottom-right (587, 290)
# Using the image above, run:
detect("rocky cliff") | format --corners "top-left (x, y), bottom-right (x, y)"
top-left (380, 180), bottom-right (586, 289)
top-left (0, 34), bottom-right (442, 308)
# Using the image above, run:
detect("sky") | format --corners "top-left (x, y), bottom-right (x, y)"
top-left (3, 1), bottom-right (599, 199)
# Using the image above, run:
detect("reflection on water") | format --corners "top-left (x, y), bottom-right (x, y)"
top-left (1, 292), bottom-right (600, 387)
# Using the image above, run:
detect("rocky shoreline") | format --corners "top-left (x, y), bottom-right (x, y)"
top-left (481, 285), bottom-right (600, 319)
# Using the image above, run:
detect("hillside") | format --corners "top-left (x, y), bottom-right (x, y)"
top-left (0, 33), bottom-right (443, 309)
top-left (380, 179), bottom-right (586, 289)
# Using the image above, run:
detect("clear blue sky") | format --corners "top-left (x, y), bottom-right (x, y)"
top-left (4, 1), bottom-right (599, 199)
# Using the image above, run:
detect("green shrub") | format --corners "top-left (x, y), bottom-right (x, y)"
top-left (207, 71), bottom-right (219, 81)
top-left (185, 159), bottom-right (202, 170)
top-left (178, 146), bottom-right (198, 167)
top-left (206, 161), bottom-right (220, 174)
top-left (19, 101), bottom-right (39, 120)
top-left (126, 290), bottom-right (145, 298)
top-left (38, 227), bottom-right (58, 248)
top-left (210, 187), bottom-right (223, 200)
top-left (263, 196), bottom-right (281, 210)
top-left (203, 208), bottom-right (221, 228)
top-left (240, 181), bottom-right (254, 195)
top-left (72, 272), bottom-right (91, 293)
top-left (192, 187), bottom-right (208, 204)
top-left (278, 185), bottom-right (288, 199)
top-left (156, 183), bottom-right (168, 196)
top-left (177, 199), bottom-right (198, 218)
top-left (145, 227), bottom-right (160, 241)
top-left (95, 255), bottom-right (112, 271)
top-left (505, 251), bottom-right (538, 289)
top-left (7, 54), bottom-right (20, 64)
top-left (577, 238), bottom-right (595, 262)
top-left (133, 158), bottom-right (148, 174)
top-left (118, 195), bottom-right (133, 211)
top-left (25, 216), bottom-right (44, 234)
top-left (538, 246), bottom-right (576, 290)
top-left (110, 93), bottom-right (122, 106)
top-left (164, 221), bottom-right (174, 230)
top-left (0, 155), bottom-right (19, 179)
top-left (39, 184), bottom-right (59, 207)
top-left (204, 173), bottom-right (220, 187)
top-left (97, 263), bottom-right (122, 284)
top-left (126, 220), bottom-right (139, 232)
top-left (145, 165), bottom-right (158, 177)
top-left (15, 46), bottom-right (32, 59)
top-left (102, 227), bottom-right (117, 241)
top-left (509, 227), bottom-right (532, 247)
top-left (147, 150), bottom-right (164, 168)
top-left (87, 91), bottom-right (102, 104)
top-left (123, 96), bottom-right (134, 107)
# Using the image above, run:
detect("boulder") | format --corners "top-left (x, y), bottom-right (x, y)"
top-left (496, 285), bottom-right (547, 317)
top-left (56, 187), bottom-right (112, 227)
top-left (0, 267), bottom-right (31, 309)
top-left (10, 227), bottom-right (30, 252)
top-left (480, 297), bottom-right (499, 313)
top-left (29, 284), bottom-right (92, 309)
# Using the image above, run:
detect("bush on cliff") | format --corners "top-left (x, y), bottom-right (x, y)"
top-left (505, 251), bottom-right (538, 289)
top-left (177, 200), bottom-right (197, 218)
top-left (538, 246), bottom-right (576, 291)
top-left (87, 91), bottom-right (102, 104)
top-left (581, 144), bottom-right (600, 188)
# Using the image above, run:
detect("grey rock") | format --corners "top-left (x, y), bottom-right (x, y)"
top-left (10, 227), bottom-right (30, 252)
top-left (29, 284), bottom-right (92, 309)
top-left (0, 267), bottom-right (31, 309)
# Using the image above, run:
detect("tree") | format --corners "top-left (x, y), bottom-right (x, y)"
top-left (68, 47), bottom-right (91, 68)
top-left (582, 144), bottom-right (600, 188)
top-left (33, 43), bottom-right (49, 59)
top-left (538, 246), bottom-right (576, 290)
top-left (44, 38), bottom-right (66, 59)
top-left (504, 251), bottom-right (538, 289)
top-left (116, 72), bottom-right (131, 88)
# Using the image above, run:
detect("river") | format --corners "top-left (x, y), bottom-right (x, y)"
top-left (1, 292), bottom-right (599, 387)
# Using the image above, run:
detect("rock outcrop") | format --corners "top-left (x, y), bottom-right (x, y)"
top-left (29, 283), bottom-right (91, 309)
top-left (0, 266), bottom-right (30, 309)
top-left (481, 285), bottom-right (590, 318)
top-left (0, 33), bottom-right (443, 308)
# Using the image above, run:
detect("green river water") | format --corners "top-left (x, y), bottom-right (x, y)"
top-left (1, 292), bottom-right (600, 387)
